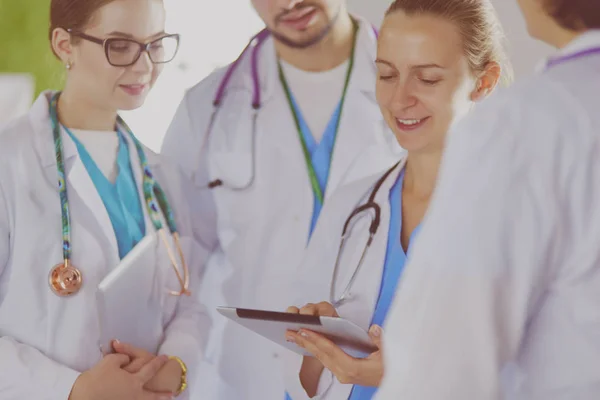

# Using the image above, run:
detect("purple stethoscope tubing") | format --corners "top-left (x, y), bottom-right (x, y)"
top-left (212, 29), bottom-right (271, 109)
top-left (203, 24), bottom-right (379, 190)
top-left (545, 46), bottom-right (600, 69)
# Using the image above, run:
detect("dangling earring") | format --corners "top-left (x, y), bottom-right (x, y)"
top-left (65, 62), bottom-right (72, 70)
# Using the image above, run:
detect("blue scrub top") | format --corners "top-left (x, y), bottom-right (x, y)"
top-left (349, 168), bottom-right (422, 400)
top-left (284, 93), bottom-right (344, 400)
top-left (65, 129), bottom-right (146, 259)
top-left (288, 93), bottom-right (342, 238)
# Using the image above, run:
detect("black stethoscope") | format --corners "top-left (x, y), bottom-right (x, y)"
top-left (330, 161), bottom-right (401, 307)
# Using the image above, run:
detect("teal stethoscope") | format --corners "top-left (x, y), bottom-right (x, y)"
top-left (47, 92), bottom-right (190, 297)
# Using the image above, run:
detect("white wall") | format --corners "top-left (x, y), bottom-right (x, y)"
top-left (347, 0), bottom-right (554, 78)
top-left (0, 73), bottom-right (34, 128)
top-left (126, 0), bottom-right (555, 150)
top-left (121, 1), bottom-right (263, 151)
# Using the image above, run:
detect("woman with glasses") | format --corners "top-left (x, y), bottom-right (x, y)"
top-left (0, 0), bottom-right (208, 399)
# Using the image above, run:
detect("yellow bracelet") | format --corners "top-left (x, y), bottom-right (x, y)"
top-left (168, 356), bottom-right (188, 396)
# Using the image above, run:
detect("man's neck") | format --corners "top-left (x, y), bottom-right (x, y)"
top-left (550, 28), bottom-right (582, 49)
top-left (537, 17), bottom-right (583, 49)
top-left (275, 12), bottom-right (355, 72)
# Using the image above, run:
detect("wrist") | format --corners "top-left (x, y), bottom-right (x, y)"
top-left (300, 356), bottom-right (325, 397)
top-left (68, 372), bottom-right (88, 400)
top-left (167, 356), bottom-right (187, 396)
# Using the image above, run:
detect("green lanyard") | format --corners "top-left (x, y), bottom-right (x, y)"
top-left (49, 92), bottom-right (179, 266)
top-left (277, 20), bottom-right (359, 204)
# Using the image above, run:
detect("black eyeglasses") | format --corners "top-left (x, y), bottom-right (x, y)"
top-left (67, 30), bottom-right (180, 67)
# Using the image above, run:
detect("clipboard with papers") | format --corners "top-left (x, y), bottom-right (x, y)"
top-left (217, 307), bottom-right (378, 359)
top-left (96, 233), bottom-right (164, 355)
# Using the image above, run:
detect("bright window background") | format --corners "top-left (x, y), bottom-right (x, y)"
top-left (119, 0), bottom-right (552, 152)
top-left (121, 1), bottom-right (264, 152)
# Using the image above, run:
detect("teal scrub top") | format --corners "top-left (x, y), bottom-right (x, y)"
top-left (65, 128), bottom-right (146, 259)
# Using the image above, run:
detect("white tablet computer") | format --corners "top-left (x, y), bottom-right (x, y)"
top-left (96, 234), bottom-right (163, 355)
top-left (217, 307), bottom-right (377, 359)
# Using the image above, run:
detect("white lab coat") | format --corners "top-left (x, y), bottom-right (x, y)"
top-left (162, 17), bottom-right (401, 400)
top-left (375, 31), bottom-right (600, 400)
top-left (282, 157), bottom-right (405, 400)
top-left (0, 92), bottom-right (211, 399)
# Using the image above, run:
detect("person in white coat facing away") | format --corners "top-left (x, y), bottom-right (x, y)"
top-left (0, 0), bottom-right (209, 398)
top-left (374, 0), bottom-right (600, 399)
top-left (283, 0), bottom-right (508, 398)
top-left (161, 0), bottom-right (401, 398)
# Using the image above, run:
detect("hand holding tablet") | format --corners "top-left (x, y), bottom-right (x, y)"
top-left (216, 304), bottom-right (377, 359)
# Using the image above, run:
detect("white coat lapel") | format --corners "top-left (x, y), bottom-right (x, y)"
top-left (62, 130), bottom-right (120, 266)
top-left (296, 170), bottom-right (385, 305)
top-left (297, 158), bottom-right (404, 308)
top-left (256, 33), bottom-right (314, 206)
top-left (327, 20), bottom-right (401, 194)
top-left (333, 161), bottom-right (405, 327)
top-left (32, 92), bottom-right (120, 268)
top-left (121, 128), bottom-right (156, 237)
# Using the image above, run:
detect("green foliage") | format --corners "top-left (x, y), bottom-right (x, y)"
top-left (0, 0), bottom-right (64, 96)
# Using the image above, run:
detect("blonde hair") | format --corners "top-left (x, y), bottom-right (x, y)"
top-left (386, 0), bottom-right (514, 84)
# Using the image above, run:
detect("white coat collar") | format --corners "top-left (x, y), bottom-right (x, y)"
top-left (31, 91), bottom-right (77, 168)
top-left (539, 29), bottom-right (600, 71)
top-left (32, 90), bottom-right (159, 168)
top-left (557, 29), bottom-right (600, 57)
top-left (336, 152), bottom-right (407, 207)
top-left (232, 16), bottom-right (378, 106)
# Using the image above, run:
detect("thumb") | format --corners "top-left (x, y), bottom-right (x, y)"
top-left (369, 324), bottom-right (384, 350)
top-left (104, 353), bottom-right (131, 368)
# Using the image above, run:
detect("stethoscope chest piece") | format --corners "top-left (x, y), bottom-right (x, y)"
top-left (49, 262), bottom-right (82, 296)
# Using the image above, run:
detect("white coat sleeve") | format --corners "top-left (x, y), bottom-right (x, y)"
top-left (161, 73), bottom-right (225, 398)
top-left (157, 240), bottom-right (210, 400)
top-left (0, 179), bottom-right (80, 399)
top-left (375, 86), bottom-right (572, 400)
top-left (161, 89), bottom-right (219, 253)
top-left (162, 70), bottom-right (228, 254)
top-left (283, 351), bottom-right (335, 400)
top-left (161, 90), bottom-right (201, 179)
top-left (156, 165), bottom-right (213, 398)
